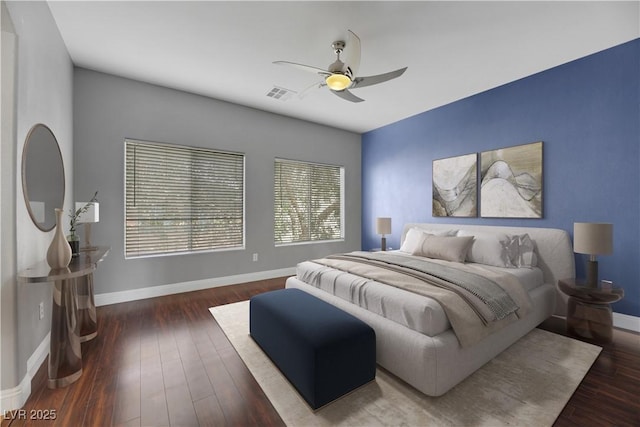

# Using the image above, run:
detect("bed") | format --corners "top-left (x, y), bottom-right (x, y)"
top-left (285, 223), bottom-right (574, 396)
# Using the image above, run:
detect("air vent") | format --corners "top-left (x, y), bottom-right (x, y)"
top-left (266, 86), bottom-right (296, 101)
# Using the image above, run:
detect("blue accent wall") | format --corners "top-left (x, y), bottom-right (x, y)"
top-left (362, 39), bottom-right (640, 318)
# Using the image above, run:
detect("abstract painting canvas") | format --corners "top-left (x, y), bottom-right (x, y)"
top-left (480, 141), bottom-right (543, 218)
top-left (433, 153), bottom-right (477, 217)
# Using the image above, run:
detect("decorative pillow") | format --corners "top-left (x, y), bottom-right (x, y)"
top-left (511, 233), bottom-right (538, 268)
top-left (399, 227), bottom-right (457, 254)
top-left (399, 228), bottom-right (426, 253)
top-left (413, 235), bottom-right (474, 263)
top-left (457, 230), bottom-right (518, 268)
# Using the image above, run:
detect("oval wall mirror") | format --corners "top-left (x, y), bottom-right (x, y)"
top-left (22, 124), bottom-right (66, 232)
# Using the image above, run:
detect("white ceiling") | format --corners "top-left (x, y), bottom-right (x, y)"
top-left (47, 1), bottom-right (639, 134)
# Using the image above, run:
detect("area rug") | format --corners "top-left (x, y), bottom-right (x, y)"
top-left (210, 301), bottom-right (601, 427)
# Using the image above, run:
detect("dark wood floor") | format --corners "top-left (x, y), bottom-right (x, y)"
top-left (538, 316), bottom-right (640, 427)
top-left (3, 278), bottom-right (639, 426)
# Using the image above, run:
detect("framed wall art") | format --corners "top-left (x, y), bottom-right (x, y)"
top-left (480, 141), bottom-right (543, 218)
top-left (432, 153), bottom-right (477, 217)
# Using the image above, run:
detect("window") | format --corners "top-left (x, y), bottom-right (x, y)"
top-left (274, 158), bottom-right (344, 245)
top-left (125, 139), bottom-right (244, 258)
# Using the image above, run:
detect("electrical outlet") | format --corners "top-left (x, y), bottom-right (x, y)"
top-left (39, 302), bottom-right (44, 320)
top-left (252, 253), bottom-right (258, 262)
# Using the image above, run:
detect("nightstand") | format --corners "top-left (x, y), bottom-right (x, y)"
top-left (558, 278), bottom-right (624, 343)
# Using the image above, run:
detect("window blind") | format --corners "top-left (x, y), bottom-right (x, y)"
top-left (274, 158), bottom-right (344, 245)
top-left (125, 139), bottom-right (245, 258)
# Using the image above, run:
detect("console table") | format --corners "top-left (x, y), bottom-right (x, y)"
top-left (18, 247), bottom-right (109, 388)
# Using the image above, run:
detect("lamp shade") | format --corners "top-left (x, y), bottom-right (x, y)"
top-left (376, 217), bottom-right (391, 235)
top-left (75, 202), bottom-right (99, 223)
top-left (573, 222), bottom-right (612, 255)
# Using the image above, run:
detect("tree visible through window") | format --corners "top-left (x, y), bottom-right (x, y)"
top-left (125, 139), bottom-right (245, 258)
top-left (274, 158), bottom-right (344, 245)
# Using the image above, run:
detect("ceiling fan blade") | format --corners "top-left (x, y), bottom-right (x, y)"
top-left (345, 30), bottom-right (361, 76)
top-left (273, 61), bottom-right (329, 75)
top-left (331, 89), bottom-right (365, 103)
top-left (351, 67), bottom-right (408, 89)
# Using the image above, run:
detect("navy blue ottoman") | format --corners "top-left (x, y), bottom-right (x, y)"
top-left (249, 289), bottom-right (376, 410)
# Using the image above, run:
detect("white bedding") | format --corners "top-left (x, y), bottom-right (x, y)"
top-left (296, 251), bottom-right (544, 337)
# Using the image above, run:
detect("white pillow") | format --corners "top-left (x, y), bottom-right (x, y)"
top-left (399, 228), bottom-right (426, 253)
top-left (413, 235), bottom-right (474, 263)
top-left (457, 230), bottom-right (518, 268)
top-left (399, 227), bottom-right (458, 254)
top-left (511, 233), bottom-right (538, 268)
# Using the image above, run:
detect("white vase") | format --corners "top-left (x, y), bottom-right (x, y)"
top-left (47, 208), bottom-right (72, 269)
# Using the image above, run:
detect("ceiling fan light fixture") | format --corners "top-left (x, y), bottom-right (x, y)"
top-left (325, 73), bottom-right (351, 91)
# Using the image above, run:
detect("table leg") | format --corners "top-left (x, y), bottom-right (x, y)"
top-left (566, 297), bottom-right (613, 343)
top-left (76, 273), bottom-right (97, 342)
top-left (49, 278), bottom-right (82, 388)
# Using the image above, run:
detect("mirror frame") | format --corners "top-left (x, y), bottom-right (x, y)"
top-left (21, 123), bottom-right (66, 232)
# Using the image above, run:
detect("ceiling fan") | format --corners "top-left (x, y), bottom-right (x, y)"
top-left (273, 30), bottom-right (407, 103)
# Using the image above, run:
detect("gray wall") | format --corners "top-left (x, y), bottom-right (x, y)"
top-left (73, 69), bottom-right (361, 295)
top-left (3, 0), bottom-right (74, 394)
top-left (1, 0), bottom-right (18, 392)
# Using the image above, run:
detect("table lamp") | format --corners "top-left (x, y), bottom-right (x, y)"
top-left (573, 222), bottom-right (612, 288)
top-left (376, 217), bottom-right (391, 251)
top-left (76, 201), bottom-right (99, 250)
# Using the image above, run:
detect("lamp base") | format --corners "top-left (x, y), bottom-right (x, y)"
top-left (586, 260), bottom-right (598, 288)
top-left (381, 237), bottom-right (387, 252)
top-left (80, 223), bottom-right (101, 252)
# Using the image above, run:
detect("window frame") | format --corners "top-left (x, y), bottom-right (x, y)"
top-left (124, 138), bottom-right (246, 259)
top-left (274, 157), bottom-right (345, 247)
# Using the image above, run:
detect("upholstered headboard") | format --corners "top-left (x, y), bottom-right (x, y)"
top-left (402, 223), bottom-right (575, 316)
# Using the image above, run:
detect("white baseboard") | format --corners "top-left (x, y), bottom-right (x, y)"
top-left (0, 375), bottom-right (30, 415)
top-left (95, 267), bottom-right (296, 307)
top-left (26, 333), bottom-right (49, 382)
top-left (613, 312), bottom-right (640, 333)
top-left (0, 333), bottom-right (49, 413)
